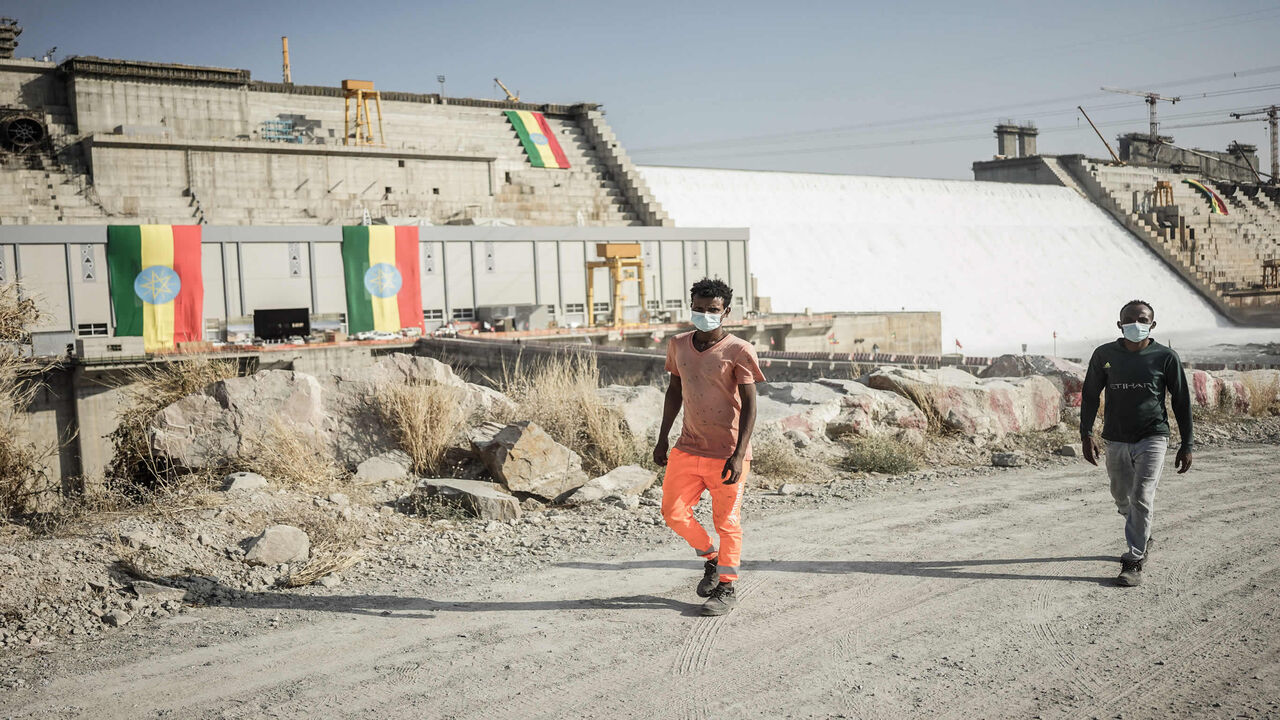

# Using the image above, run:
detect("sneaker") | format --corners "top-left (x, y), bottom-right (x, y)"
top-left (1145, 537), bottom-right (1155, 558)
top-left (696, 559), bottom-right (719, 598)
top-left (700, 582), bottom-right (738, 616)
top-left (1116, 559), bottom-right (1143, 587)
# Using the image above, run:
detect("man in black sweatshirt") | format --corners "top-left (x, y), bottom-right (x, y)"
top-left (1080, 299), bottom-right (1193, 587)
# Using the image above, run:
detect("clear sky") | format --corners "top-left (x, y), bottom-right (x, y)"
top-left (10, 0), bottom-right (1280, 179)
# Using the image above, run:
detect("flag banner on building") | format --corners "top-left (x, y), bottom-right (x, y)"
top-left (106, 225), bottom-right (203, 352)
top-left (504, 110), bottom-right (570, 169)
top-left (341, 225), bottom-right (424, 334)
top-left (1181, 178), bottom-right (1229, 215)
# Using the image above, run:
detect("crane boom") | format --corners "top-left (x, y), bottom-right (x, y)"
top-left (494, 77), bottom-right (519, 103)
top-left (1101, 86), bottom-right (1180, 141)
top-left (1230, 106), bottom-right (1279, 184)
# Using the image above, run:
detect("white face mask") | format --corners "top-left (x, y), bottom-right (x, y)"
top-left (691, 311), bottom-right (723, 332)
top-left (1121, 322), bottom-right (1151, 342)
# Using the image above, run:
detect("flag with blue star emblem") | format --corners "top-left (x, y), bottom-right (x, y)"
top-left (106, 225), bottom-right (203, 352)
top-left (341, 226), bottom-right (424, 334)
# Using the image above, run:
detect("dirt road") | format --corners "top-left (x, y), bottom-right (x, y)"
top-left (5, 445), bottom-right (1279, 719)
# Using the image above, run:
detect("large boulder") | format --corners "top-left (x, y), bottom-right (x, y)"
top-left (244, 525), bottom-right (310, 566)
top-left (469, 421), bottom-right (589, 500)
top-left (151, 370), bottom-right (327, 469)
top-left (979, 355), bottom-right (1086, 408)
top-left (568, 465), bottom-right (658, 504)
top-left (412, 479), bottom-right (521, 521)
top-left (754, 382), bottom-right (844, 441)
top-left (1189, 369), bottom-right (1223, 409)
top-left (354, 450), bottom-right (413, 483)
top-left (868, 367), bottom-right (1060, 438)
top-left (815, 379), bottom-right (929, 439)
top-left (1213, 369), bottom-right (1280, 414)
top-left (595, 385), bottom-right (677, 443)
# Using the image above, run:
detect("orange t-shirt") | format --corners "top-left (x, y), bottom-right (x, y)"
top-left (665, 331), bottom-right (766, 460)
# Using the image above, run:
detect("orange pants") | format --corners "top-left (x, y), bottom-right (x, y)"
top-left (661, 448), bottom-right (748, 583)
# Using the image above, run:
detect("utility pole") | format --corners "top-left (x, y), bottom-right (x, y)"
top-left (1101, 87), bottom-right (1180, 141)
top-left (1231, 106), bottom-right (1278, 184)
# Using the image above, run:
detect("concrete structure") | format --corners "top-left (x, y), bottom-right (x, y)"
top-left (993, 123), bottom-right (1038, 160)
top-left (0, 225), bottom-right (750, 356)
top-left (0, 56), bottom-right (670, 228)
top-left (1116, 134), bottom-right (1260, 184)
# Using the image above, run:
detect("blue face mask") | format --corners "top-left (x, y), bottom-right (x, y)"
top-left (691, 310), bottom-right (723, 332)
top-left (1121, 322), bottom-right (1151, 342)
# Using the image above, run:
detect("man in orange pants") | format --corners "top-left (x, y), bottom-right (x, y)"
top-left (653, 278), bottom-right (763, 616)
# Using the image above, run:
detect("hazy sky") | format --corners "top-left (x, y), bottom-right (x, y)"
top-left (10, 0), bottom-right (1280, 179)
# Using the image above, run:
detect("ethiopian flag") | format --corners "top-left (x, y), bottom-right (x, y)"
top-left (504, 110), bottom-right (570, 169)
top-left (341, 226), bottom-right (424, 334)
top-left (106, 225), bottom-right (203, 353)
top-left (1181, 178), bottom-right (1229, 215)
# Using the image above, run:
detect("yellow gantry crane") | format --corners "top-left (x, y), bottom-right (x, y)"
top-left (585, 243), bottom-right (647, 328)
top-left (343, 79), bottom-right (384, 146)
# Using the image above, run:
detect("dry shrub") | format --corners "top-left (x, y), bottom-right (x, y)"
top-left (500, 353), bottom-right (637, 475)
top-left (1242, 373), bottom-right (1280, 417)
top-left (840, 434), bottom-right (921, 475)
top-left (283, 510), bottom-right (366, 587)
top-left (901, 383), bottom-right (946, 434)
top-left (0, 282), bottom-right (55, 519)
top-left (749, 431), bottom-right (811, 480)
top-left (107, 356), bottom-right (241, 488)
top-left (375, 383), bottom-right (470, 476)
top-left (241, 415), bottom-right (340, 489)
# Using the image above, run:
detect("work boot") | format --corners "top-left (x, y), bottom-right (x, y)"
top-left (1116, 559), bottom-right (1143, 587)
top-left (696, 558), bottom-right (719, 598)
top-left (700, 582), bottom-right (738, 616)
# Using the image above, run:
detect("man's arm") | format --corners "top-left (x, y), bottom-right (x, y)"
top-left (722, 383), bottom-right (757, 485)
top-left (1080, 348), bottom-right (1105, 466)
top-left (1167, 354), bottom-right (1194, 473)
top-left (653, 375), bottom-right (682, 467)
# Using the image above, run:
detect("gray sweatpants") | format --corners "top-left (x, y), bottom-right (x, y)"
top-left (1105, 436), bottom-right (1168, 562)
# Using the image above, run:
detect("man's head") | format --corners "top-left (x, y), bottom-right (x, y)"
top-left (1117, 299), bottom-right (1156, 340)
top-left (690, 277), bottom-right (733, 317)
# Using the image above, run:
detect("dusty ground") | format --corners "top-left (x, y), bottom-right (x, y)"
top-left (2, 444), bottom-right (1279, 719)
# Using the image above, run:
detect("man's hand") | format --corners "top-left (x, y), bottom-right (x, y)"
top-left (1082, 436), bottom-right (1100, 466)
top-left (1175, 447), bottom-right (1193, 474)
top-left (653, 439), bottom-right (669, 467)
top-left (721, 453), bottom-right (744, 485)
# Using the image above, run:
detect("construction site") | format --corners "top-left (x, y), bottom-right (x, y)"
top-left (2, 10), bottom-right (1280, 720)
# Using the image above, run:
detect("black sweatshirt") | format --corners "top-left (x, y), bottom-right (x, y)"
top-left (1080, 338), bottom-right (1193, 450)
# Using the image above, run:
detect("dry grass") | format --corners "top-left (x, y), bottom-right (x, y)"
top-left (498, 353), bottom-right (638, 475)
top-left (1242, 373), bottom-right (1280, 417)
top-left (0, 282), bottom-right (55, 520)
top-left (749, 431), bottom-right (812, 480)
top-left (375, 383), bottom-right (471, 476)
top-left (282, 510), bottom-right (366, 587)
top-left (839, 434), bottom-right (921, 475)
top-left (900, 383), bottom-right (946, 435)
top-left (106, 356), bottom-right (241, 489)
top-left (241, 415), bottom-right (341, 490)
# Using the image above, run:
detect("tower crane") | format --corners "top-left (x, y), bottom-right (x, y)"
top-left (494, 77), bottom-right (519, 103)
top-left (1101, 87), bottom-right (1180, 141)
top-left (1230, 106), bottom-right (1278, 184)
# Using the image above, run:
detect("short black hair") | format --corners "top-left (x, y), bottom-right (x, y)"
top-left (690, 277), bottom-right (733, 307)
top-left (1120, 299), bottom-right (1154, 319)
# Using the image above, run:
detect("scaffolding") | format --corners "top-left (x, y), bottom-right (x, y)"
top-left (585, 243), bottom-right (646, 328)
top-left (342, 79), bottom-right (384, 146)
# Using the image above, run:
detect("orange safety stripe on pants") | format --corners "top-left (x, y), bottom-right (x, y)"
top-left (661, 447), bottom-right (748, 582)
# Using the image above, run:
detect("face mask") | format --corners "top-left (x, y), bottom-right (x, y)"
top-left (1121, 322), bottom-right (1151, 342)
top-left (691, 311), bottom-right (723, 332)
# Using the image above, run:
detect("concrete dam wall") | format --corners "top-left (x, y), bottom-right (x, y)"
top-left (641, 166), bottom-right (1235, 357)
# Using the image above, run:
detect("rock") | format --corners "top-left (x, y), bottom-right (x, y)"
top-left (413, 479), bottom-right (522, 521)
top-left (469, 421), bottom-right (588, 500)
top-left (784, 429), bottom-right (812, 448)
top-left (980, 355), bottom-right (1086, 408)
top-left (327, 493), bottom-right (350, 507)
top-left (1214, 369), bottom-right (1280, 414)
top-left (992, 452), bottom-right (1024, 467)
top-left (568, 465), bottom-right (658, 504)
top-left (868, 367), bottom-right (1060, 439)
top-left (815, 379), bottom-right (929, 440)
top-left (779, 483), bottom-right (799, 496)
top-left (101, 610), bottom-right (132, 628)
top-left (595, 385), bottom-right (676, 442)
top-left (379, 506), bottom-right (395, 516)
top-left (130, 581), bottom-right (186, 603)
top-left (354, 451), bottom-right (413, 484)
top-left (1055, 444), bottom-right (1080, 458)
top-left (152, 370), bottom-right (327, 470)
top-left (315, 574), bottom-right (342, 588)
top-left (610, 495), bottom-right (641, 510)
top-left (222, 472), bottom-right (269, 491)
top-left (520, 498), bottom-right (546, 512)
top-left (754, 382), bottom-right (843, 439)
top-left (1189, 369), bottom-right (1223, 409)
top-left (244, 525), bottom-right (310, 566)
top-left (119, 531), bottom-right (156, 550)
